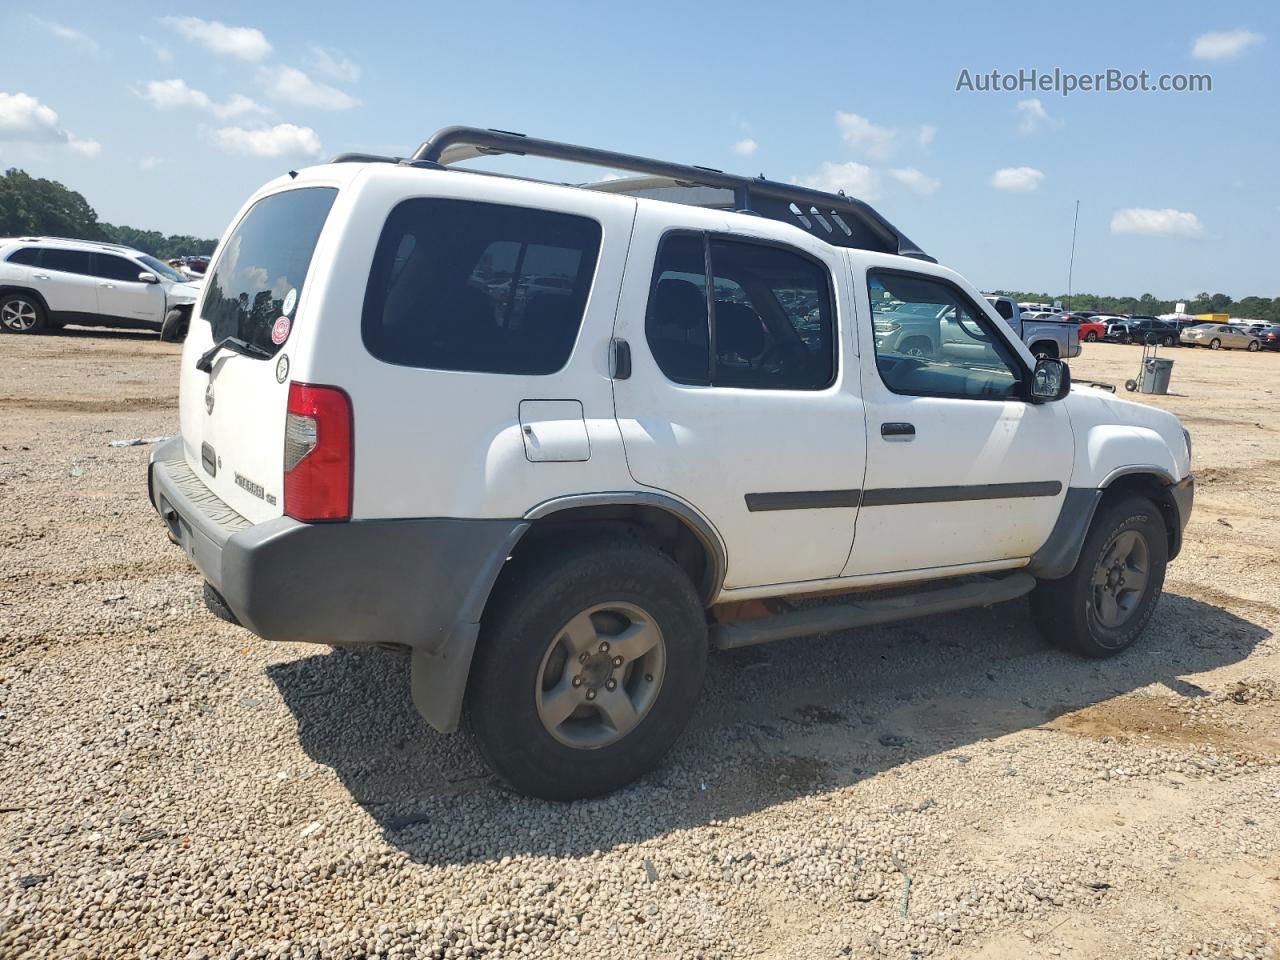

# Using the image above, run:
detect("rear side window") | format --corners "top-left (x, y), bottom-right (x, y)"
top-left (645, 232), bottom-right (836, 390)
top-left (6, 247), bottom-right (41, 266)
top-left (362, 198), bottom-right (602, 375)
top-left (201, 187), bottom-right (338, 358)
top-left (42, 249), bottom-right (92, 275)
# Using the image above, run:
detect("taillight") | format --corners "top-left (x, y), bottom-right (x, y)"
top-left (284, 382), bottom-right (353, 522)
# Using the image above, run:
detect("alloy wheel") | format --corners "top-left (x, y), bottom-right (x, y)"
top-left (1, 299), bottom-right (38, 332)
top-left (535, 602), bottom-right (666, 749)
top-left (1091, 530), bottom-right (1150, 629)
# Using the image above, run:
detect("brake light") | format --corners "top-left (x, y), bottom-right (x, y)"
top-left (284, 382), bottom-right (353, 522)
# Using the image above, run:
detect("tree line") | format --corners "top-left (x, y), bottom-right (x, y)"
top-left (0, 168), bottom-right (216, 260)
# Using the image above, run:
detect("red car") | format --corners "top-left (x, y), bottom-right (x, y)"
top-left (1077, 320), bottom-right (1106, 343)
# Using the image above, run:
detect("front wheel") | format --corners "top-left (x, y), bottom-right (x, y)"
top-left (466, 538), bottom-right (707, 799)
top-left (1162, 336), bottom-right (1174, 347)
top-left (1031, 495), bottom-right (1168, 658)
top-left (1247, 340), bottom-right (1260, 352)
top-left (160, 307), bottom-right (190, 342)
top-left (1085, 331), bottom-right (1099, 342)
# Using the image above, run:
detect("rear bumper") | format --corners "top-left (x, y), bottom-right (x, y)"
top-left (147, 437), bottom-right (527, 652)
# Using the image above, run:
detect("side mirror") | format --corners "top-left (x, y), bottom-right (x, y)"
top-left (138, 272), bottom-right (159, 284)
top-left (1030, 357), bottom-right (1071, 402)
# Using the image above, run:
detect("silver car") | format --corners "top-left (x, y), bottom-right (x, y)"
top-left (1180, 323), bottom-right (1260, 351)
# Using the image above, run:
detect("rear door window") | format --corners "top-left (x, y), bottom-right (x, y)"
top-left (200, 187), bottom-right (338, 358)
top-left (41, 249), bottom-right (92, 275)
top-left (362, 198), bottom-right (602, 375)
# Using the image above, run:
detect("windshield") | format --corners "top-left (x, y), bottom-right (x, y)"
top-left (200, 187), bottom-right (337, 358)
top-left (137, 254), bottom-right (186, 283)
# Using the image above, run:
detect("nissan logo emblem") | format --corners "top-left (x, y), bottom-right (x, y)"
top-left (205, 383), bottom-right (215, 414)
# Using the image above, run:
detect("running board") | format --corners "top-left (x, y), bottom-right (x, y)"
top-left (712, 572), bottom-right (1037, 650)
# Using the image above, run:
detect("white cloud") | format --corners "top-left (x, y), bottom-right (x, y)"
top-left (31, 16), bottom-right (98, 51)
top-left (835, 111), bottom-right (896, 160)
top-left (139, 79), bottom-right (266, 119)
top-left (0, 92), bottom-right (63, 142)
top-left (259, 66), bottom-right (359, 111)
top-left (1191, 29), bottom-right (1264, 61)
top-left (139, 156), bottom-right (164, 171)
top-left (139, 34), bottom-right (174, 62)
top-left (731, 138), bottom-right (758, 157)
top-left (990, 166), bottom-right (1045, 192)
top-left (1015, 98), bottom-right (1060, 134)
top-left (310, 46), bottom-right (361, 84)
top-left (1110, 208), bottom-right (1205, 238)
top-left (68, 137), bottom-right (102, 158)
top-left (161, 16), bottom-right (272, 61)
top-left (792, 161), bottom-right (879, 201)
top-left (917, 125), bottom-right (936, 146)
top-left (888, 167), bottom-right (940, 195)
top-left (211, 123), bottom-right (322, 158)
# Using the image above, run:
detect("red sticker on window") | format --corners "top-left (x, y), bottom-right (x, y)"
top-left (270, 316), bottom-right (291, 345)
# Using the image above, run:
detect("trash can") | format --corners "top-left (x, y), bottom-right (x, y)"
top-left (1140, 358), bottom-right (1174, 395)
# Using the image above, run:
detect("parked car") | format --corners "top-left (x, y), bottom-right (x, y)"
top-left (1077, 319), bottom-right (1106, 343)
top-left (983, 295), bottom-right (1080, 358)
top-left (147, 125), bottom-right (1194, 799)
top-left (1123, 319), bottom-right (1181, 347)
top-left (0, 237), bottom-right (201, 340)
top-left (1180, 323), bottom-right (1260, 351)
top-left (1255, 326), bottom-right (1280, 351)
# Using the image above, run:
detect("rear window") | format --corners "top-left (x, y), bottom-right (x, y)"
top-left (361, 198), bottom-right (602, 375)
top-left (200, 187), bottom-right (337, 357)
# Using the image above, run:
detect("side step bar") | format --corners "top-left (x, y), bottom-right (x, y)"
top-left (712, 572), bottom-right (1037, 650)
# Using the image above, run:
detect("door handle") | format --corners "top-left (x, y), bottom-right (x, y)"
top-left (98, 282), bottom-right (115, 289)
top-left (881, 422), bottom-right (915, 440)
top-left (610, 337), bottom-right (632, 380)
top-left (33, 274), bottom-right (50, 280)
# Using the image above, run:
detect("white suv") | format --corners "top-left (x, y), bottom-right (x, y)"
top-left (0, 237), bottom-right (202, 340)
top-left (148, 127), bottom-right (1195, 799)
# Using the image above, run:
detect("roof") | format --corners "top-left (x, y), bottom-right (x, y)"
top-left (332, 125), bottom-right (934, 262)
top-left (1, 236), bottom-right (143, 256)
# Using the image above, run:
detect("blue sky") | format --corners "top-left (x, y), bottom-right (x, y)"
top-left (2, 1), bottom-right (1276, 298)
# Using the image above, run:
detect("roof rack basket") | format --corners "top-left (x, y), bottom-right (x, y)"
top-left (342, 126), bottom-right (932, 261)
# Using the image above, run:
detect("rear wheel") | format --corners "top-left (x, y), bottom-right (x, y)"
top-left (1209, 338), bottom-right (1221, 350)
top-left (1085, 331), bottom-right (1099, 343)
top-left (1031, 495), bottom-right (1167, 657)
top-left (467, 538), bottom-right (707, 799)
top-left (1247, 340), bottom-right (1260, 352)
top-left (1162, 335), bottom-right (1174, 347)
top-left (0, 293), bottom-right (46, 333)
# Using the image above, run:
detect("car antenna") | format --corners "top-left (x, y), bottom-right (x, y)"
top-left (287, 170), bottom-right (298, 179)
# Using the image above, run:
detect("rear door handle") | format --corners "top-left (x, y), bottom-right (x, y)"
top-left (98, 282), bottom-right (115, 289)
top-left (33, 274), bottom-right (50, 280)
top-left (881, 422), bottom-right (915, 440)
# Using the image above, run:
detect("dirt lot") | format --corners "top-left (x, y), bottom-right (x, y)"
top-left (2, 330), bottom-right (1278, 960)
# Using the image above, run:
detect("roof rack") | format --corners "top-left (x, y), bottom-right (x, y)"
top-left (15, 236), bottom-right (138, 253)
top-left (335, 126), bottom-right (933, 261)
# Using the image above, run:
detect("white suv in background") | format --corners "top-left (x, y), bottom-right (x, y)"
top-left (0, 237), bottom-right (202, 340)
top-left (147, 126), bottom-right (1194, 799)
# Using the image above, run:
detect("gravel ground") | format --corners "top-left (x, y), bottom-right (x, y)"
top-left (1, 329), bottom-right (1278, 960)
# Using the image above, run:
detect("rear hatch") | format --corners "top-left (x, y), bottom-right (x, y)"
top-left (178, 186), bottom-right (338, 522)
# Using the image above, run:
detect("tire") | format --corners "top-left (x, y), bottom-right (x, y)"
top-left (1162, 336), bottom-right (1174, 347)
top-left (1209, 338), bottom-right (1221, 350)
top-left (160, 307), bottom-right (189, 342)
top-left (1124, 379), bottom-right (1138, 392)
top-left (1031, 342), bottom-right (1058, 359)
top-left (1031, 495), bottom-right (1168, 658)
top-left (1085, 331), bottom-right (1098, 342)
top-left (900, 338), bottom-right (933, 358)
top-left (1247, 340), bottom-right (1260, 352)
top-left (0, 292), bottom-right (47, 333)
top-left (466, 538), bottom-right (707, 800)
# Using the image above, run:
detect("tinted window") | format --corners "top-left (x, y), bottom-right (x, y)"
top-left (989, 299), bottom-right (1015, 321)
top-left (42, 249), bottom-right (92, 275)
top-left (6, 247), bottom-right (41, 266)
top-left (645, 233), bottom-right (835, 390)
top-left (93, 254), bottom-right (144, 282)
top-left (869, 270), bottom-right (1023, 401)
top-left (362, 198), bottom-right (601, 375)
top-left (201, 187), bottom-right (337, 358)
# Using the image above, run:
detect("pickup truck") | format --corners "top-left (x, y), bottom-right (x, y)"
top-left (984, 295), bottom-right (1081, 359)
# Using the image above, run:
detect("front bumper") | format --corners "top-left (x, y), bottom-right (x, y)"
top-left (147, 437), bottom-right (527, 652)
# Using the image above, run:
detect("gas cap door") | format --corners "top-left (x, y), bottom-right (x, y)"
top-left (519, 400), bottom-right (590, 462)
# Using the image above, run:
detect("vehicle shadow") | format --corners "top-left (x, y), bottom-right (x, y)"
top-left (267, 590), bottom-right (1268, 866)
top-left (35, 326), bottom-right (162, 342)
